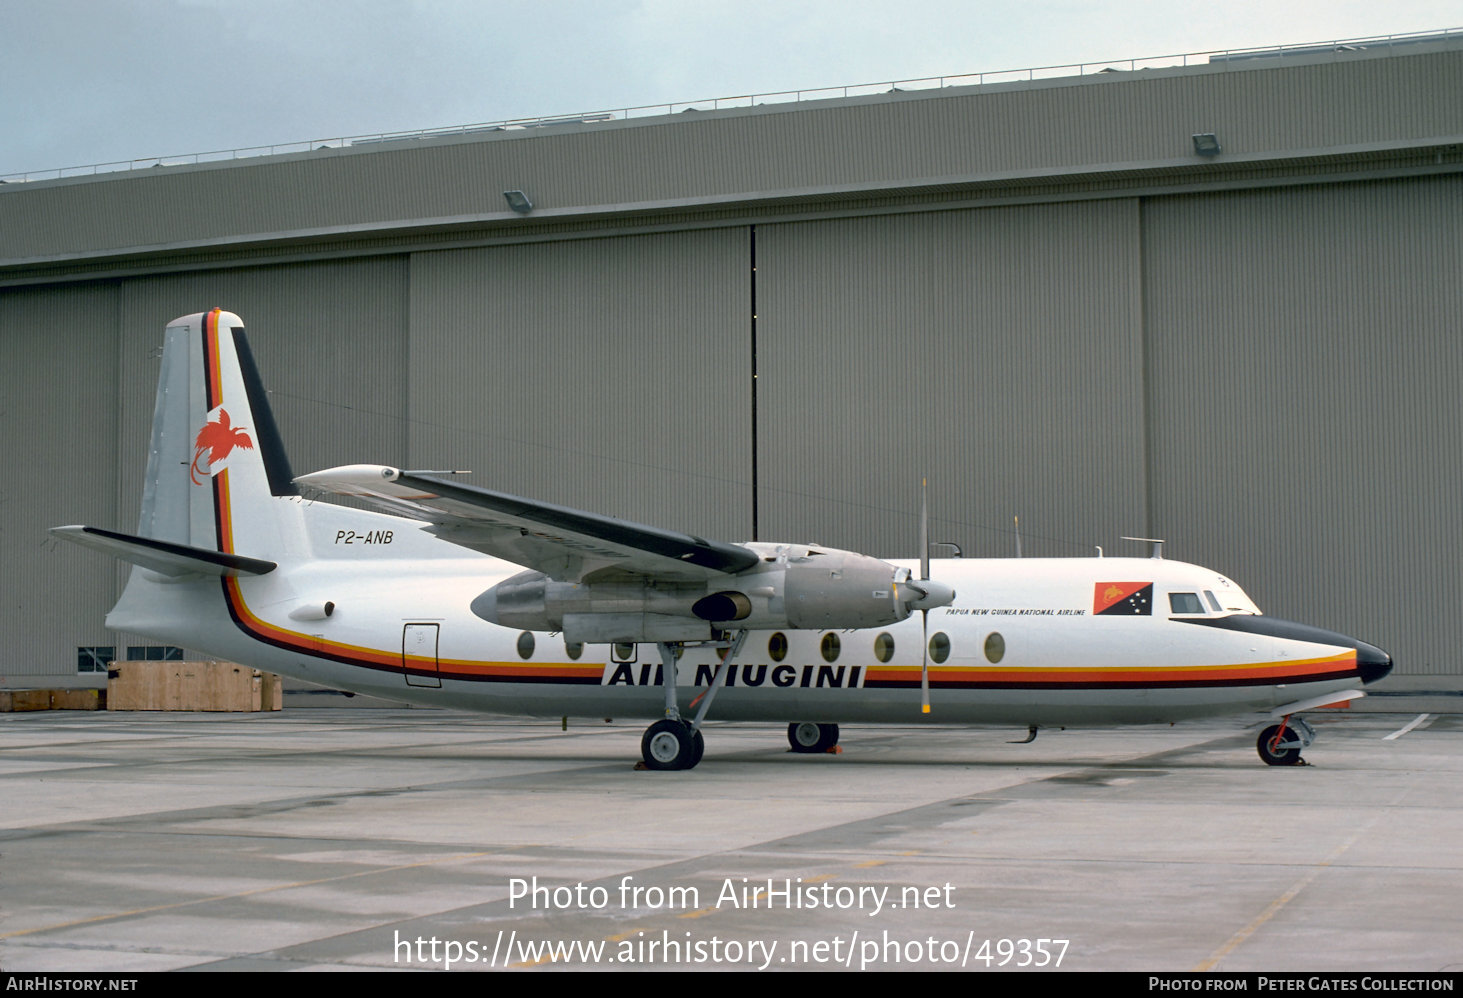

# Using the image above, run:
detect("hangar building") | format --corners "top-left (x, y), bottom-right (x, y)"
top-left (2, 32), bottom-right (1460, 692)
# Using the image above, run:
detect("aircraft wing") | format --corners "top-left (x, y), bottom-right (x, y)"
top-left (294, 464), bottom-right (760, 583)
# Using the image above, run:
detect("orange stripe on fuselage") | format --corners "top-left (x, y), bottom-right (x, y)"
top-left (220, 570), bottom-right (600, 679)
top-left (864, 650), bottom-right (1356, 687)
top-left (220, 570), bottom-right (602, 678)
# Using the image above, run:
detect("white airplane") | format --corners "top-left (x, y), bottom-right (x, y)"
top-left (53, 309), bottom-right (1392, 770)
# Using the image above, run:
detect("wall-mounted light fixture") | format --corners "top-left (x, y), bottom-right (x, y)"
top-left (503, 190), bottom-right (533, 213)
top-left (1191, 133), bottom-right (1221, 157)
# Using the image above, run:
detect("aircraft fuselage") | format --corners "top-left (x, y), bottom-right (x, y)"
top-left (105, 498), bottom-right (1382, 728)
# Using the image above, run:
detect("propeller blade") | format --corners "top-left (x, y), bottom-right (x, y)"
top-left (920, 608), bottom-right (931, 714)
top-left (920, 477), bottom-right (931, 714)
top-left (920, 478), bottom-right (929, 583)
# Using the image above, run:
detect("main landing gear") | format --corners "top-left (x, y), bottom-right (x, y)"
top-left (787, 722), bottom-right (840, 754)
top-left (642, 719), bottom-right (705, 771)
top-left (1257, 715), bottom-right (1315, 766)
top-left (638, 632), bottom-right (746, 771)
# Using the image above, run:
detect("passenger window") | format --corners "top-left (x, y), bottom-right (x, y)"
top-left (768, 632), bottom-right (788, 662)
top-left (928, 631), bottom-right (950, 664)
top-left (820, 633), bottom-right (841, 663)
top-left (1168, 592), bottom-right (1204, 614)
top-left (984, 632), bottom-right (1005, 664)
top-left (874, 632), bottom-right (895, 663)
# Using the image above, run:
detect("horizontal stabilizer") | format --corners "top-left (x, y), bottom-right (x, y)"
top-left (50, 525), bottom-right (276, 579)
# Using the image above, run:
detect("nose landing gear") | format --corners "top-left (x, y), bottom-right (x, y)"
top-left (1257, 715), bottom-right (1315, 766)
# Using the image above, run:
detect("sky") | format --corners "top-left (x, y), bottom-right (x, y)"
top-left (2, 0), bottom-right (1460, 177)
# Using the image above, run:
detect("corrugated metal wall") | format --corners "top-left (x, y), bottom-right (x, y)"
top-left (2, 283), bottom-right (121, 670)
top-left (756, 200), bottom-right (1146, 561)
top-left (406, 229), bottom-right (752, 538)
top-left (1142, 175), bottom-right (1463, 674)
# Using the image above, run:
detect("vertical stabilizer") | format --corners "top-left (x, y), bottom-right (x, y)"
top-left (136, 316), bottom-right (195, 543)
top-left (136, 309), bottom-right (299, 555)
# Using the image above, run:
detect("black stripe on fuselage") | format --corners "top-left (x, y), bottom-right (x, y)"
top-left (864, 671), bottom-right (1358, 691)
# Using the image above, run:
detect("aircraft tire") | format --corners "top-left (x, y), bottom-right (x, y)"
top-left (688, 728), bottom-right (705, 769)
top-left (788, 722), bottom-right (840, 754)
top-left (1256, 724), bottom-right (1304, 766)
top-left (642, 719), bottom-right (698, 770)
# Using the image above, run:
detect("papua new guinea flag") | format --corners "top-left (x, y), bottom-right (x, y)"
top-left (1094, 582), bottom-right (1153, 615)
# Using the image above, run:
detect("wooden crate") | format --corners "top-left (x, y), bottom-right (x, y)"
top-left (50, 689), bottom-right (105, 710)
top-left (107, 661), bottom-right (282, 712)
top-left (0, 690), bottom-right (55, 712)
top-left (0, 689), bottom-right (105, 711)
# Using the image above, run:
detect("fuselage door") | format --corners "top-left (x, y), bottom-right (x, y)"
top-left (403, 623), bottom-right (442, 688)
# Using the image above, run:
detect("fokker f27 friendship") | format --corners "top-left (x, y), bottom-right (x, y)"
top-left (54, 310), bottom-right (1392, 770)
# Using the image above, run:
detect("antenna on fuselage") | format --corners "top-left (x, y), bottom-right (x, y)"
top-left (1121, 536), bottom-right (1166, 559)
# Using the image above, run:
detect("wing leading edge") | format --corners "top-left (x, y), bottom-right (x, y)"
top-left (294, 464), bottom-right (760, 583)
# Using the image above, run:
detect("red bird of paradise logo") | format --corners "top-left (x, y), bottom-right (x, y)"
top-left (191, 407), bottom-right (254, 485)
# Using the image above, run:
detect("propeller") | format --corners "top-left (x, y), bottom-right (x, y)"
top-left (890, 479), bottom-right (954, 713)
top-left (902, 478), bottom-right (957, 713)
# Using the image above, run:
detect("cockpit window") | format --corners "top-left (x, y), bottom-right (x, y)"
top-left (1169, 592), bottom-right (1204, 614)
top-left (1203, 590), bottom-right (1223, 612)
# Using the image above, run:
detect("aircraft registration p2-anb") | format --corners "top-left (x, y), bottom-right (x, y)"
top-left (54, 309), bottom-right (1392, 770)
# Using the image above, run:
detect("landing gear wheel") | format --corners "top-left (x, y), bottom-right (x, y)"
top-left (788, 722), bottom-right (840, 754)
top-left (1257, 724), bottom-right (1304, 766)
top-left (642, 719), bottom-right (699, 770)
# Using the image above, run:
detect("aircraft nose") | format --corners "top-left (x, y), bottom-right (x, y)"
top-left (1356, 640), bottom-right (1393, 685)
top-left (1174, 614), bottom-right (1392, 685)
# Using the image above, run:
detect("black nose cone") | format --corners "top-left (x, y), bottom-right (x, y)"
top-left (1357, 640), bottom-right (1393, 685)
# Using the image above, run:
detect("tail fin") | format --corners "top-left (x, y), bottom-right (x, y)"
top-left (138, 308), bottom-right (298, 553)
top-left (54, 309), bottom-right (303, 573)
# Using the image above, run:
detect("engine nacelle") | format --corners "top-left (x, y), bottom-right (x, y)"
top-left (470, 542), bottom-right (952, 644)
top-left (781, 547), bottom-right (906, 628)
top-left (471, 573), bottom-right (715, 642)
